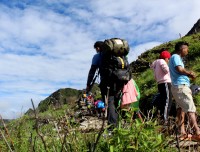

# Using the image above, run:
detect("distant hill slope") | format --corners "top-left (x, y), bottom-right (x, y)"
top-left (37, 88), bottom-right (82, 112)
top-left (25, 83), bottom-right (101, 115)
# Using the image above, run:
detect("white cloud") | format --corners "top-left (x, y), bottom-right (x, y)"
top-left (0, 1), bottom-right (199, 119)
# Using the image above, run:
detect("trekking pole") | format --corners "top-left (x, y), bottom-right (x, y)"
top-left (88, 71), bottom-right (99, 93)
top-left (105, 87), bottom-right (110, 118)
top-left (175, 124), bottom-right (181, 152)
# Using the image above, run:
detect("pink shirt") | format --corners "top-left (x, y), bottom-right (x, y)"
top-left (150, 59), bottom-right (171, 84)
top-left (121, 79), bottom-right (138, 106)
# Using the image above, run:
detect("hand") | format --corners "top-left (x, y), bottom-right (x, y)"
top-left (189, 71), bottom-right (196, 80)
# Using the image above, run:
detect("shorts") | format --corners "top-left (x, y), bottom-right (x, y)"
top-left (171, 85), bottom-right (196, 113)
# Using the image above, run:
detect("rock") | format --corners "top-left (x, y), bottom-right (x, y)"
top-left (79, 116), bottom-right (107, 130)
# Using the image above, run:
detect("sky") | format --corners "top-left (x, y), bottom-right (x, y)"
top-left (0, 0), bottom-right (200, 119)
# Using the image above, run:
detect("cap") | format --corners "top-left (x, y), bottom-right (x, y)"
top-left (159, 51), bottom-right (171, 59)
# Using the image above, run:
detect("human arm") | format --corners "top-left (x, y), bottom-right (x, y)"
top-left (161, 62), bottom-right (169, 74)
top-left (176, 66), bottom-right (196, 79)
top-left (86, 53), bottom-right (101, 92)
top-left (86, 65), bottom-right (98, 92)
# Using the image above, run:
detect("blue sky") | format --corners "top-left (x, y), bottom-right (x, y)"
top-left (0, 0), bottom-right (200, 119)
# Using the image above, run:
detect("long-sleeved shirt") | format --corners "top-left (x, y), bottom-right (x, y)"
top-left (150, 59), bottom-right (171, 84)
top-left (87, 53), bottom-right (102, 86)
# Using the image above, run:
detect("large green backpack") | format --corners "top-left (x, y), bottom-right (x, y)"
top-left (103, 38), bottom-right (129, 56)
top-left (101, 38), bottom-right (131, 83)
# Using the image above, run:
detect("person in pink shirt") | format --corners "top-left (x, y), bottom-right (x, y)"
top-left (150, 50), bottom-right (172, 124)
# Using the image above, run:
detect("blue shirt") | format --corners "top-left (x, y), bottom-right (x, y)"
top-left (92, 53), bottom-right (102, 66)
top-left (169, 54), bottom-right (190, 86)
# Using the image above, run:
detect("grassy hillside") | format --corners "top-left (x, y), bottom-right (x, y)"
top-left (131, 33), bottom-right (200, 113)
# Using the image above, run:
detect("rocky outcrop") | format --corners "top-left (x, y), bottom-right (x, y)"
top-left (186, 19), bottom-right (200, 36)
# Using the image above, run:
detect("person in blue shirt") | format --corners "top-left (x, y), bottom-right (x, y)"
top-left (86, 41), bottom-right (125, 130)
top-left (94, 99), bottom-right (105, 118)
top-left (169, 41), bottom-right (200, 140)
top-left (86, 41), bottom-right (103, 91)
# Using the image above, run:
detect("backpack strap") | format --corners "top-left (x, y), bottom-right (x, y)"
top-left (118, 57), bottom-right (124, 69)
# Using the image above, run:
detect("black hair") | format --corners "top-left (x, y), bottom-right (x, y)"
top-left (94, 41), bottom-right (104, 48)
top-left (175, 41), bottom-right (189, 52)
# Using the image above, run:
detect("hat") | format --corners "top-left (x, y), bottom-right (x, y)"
top-left (159, 51), bottom-right (171, 59)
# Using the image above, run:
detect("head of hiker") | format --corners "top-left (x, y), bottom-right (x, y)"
top-left (159, 50), bottom-right (171, 63)
top-left (94, 41), bottom-right (104, 53)
top-left (175, 41), bottom-right (189, 57)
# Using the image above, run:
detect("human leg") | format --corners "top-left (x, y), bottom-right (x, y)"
top-left (187, 112), bottom-right (200, 141)
top-left (107, 96), bottom-right (118, 128)
top-left (172, 85), bottom-right (198, 135)
top-left (187, 112), bottom-right (200, 135)
top-left (164, 83), bottom-right (172, 121)
top-left (158, 83), bottom-right (172, 123)
top-left (157, 84), bottom-right (165, 119)
top-left (174, 108), bottom-right (193, 141)
top-left (176, 107), bottom-right (186, 134)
